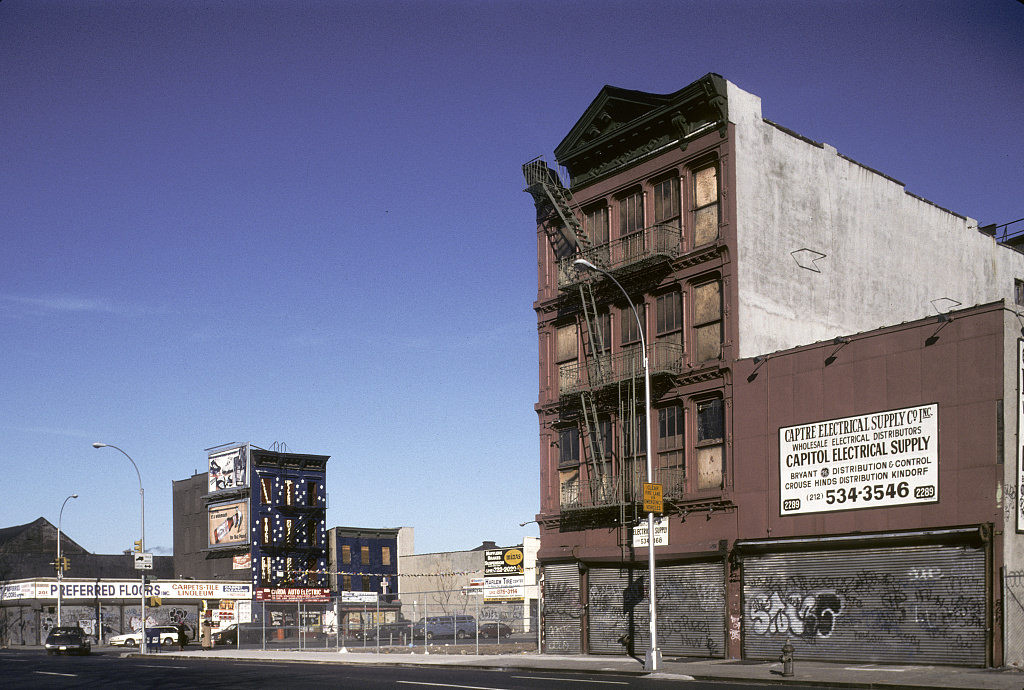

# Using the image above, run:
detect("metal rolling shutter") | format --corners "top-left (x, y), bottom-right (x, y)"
top-left (741, 544), bottom-right (987, 666)
top-left (589, 562), bottom-right (726, 657)
top-left (542, 563), bottom-right (581, 654)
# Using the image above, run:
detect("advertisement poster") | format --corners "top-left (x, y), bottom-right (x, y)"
top-left (779, 403), bottom-right (939, 515)
top-left (484, 548), bottom-right (525, 602)
top-left (207, 500), bottom-right (249, 548)
top-left (208, 444), bottom-right (249, 494)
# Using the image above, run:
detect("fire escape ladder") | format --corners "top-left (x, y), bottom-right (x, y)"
top-left (522, 157), bottom-right (591, 257)
top-left (578, 281), bottom-right (610, 384)
top-left (619, 376), bottom-right (642, 514)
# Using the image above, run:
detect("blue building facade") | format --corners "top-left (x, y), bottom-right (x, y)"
top-left (329, 526), bottom-right (399, 601)
top-left (250, 448), bottom-right (329, 590)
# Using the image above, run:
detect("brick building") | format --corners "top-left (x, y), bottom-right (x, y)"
top-left (525, 73), bottom-right (1024, 666)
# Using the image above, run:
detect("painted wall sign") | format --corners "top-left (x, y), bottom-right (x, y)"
top-left (779, 403), bottom-right (939, 515)
top-left (2, 580), bottom-right (253, 601)
top-left (253, 587), bottom-right (330, 602)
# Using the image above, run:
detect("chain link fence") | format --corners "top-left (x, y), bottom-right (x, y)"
top-left (208, 591), bottom-right (539, 654)
top-left (1004, 569), bottom-right (1024, 665)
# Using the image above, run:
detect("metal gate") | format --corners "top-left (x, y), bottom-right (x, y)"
top-left (542, 563), bottom-right (581, 654)
top-left (588, 562), bottom-right (726, 657)
top-left (741, 544), bottom-right (987, 666)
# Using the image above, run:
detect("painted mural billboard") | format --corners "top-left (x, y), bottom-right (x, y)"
top-left (207, 499), bottom-right (248, 548)
top-left (779, 403), bottom-right (939, 516)
top-left (208, 444), bottom-right (249, 494)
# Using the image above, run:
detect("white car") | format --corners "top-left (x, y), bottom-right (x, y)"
top-left (108, 625), bottom-right (181, 647)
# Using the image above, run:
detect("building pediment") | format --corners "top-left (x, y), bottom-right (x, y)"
top-left (555, 74), bottom-right (729, 188)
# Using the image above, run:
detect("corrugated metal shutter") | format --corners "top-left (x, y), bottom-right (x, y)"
top-left (543, 563), bottom-right (581, 654)
top-left (742, 544), bottom-right (986, 666)
top-left (589, 562), bottom-right (726, 657)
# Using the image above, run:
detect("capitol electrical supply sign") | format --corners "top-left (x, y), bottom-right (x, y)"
top-left (780, 403), bottom-right (938, 515)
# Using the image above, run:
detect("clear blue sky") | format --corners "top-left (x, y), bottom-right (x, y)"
top-left (2, 1), bottom-right (1021, 559)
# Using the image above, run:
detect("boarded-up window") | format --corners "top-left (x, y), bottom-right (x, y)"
top-left (361, 545), bottom-right (370, 565)
top-left (343, 574), bottom-right (352, 590)
top-left (382, 546), bottom-right (391, 566)
top-left (260, 477), bottom-right (272, 504)
top-left (559, 467), bottom-right (580, 508)
top-left (693, 165), bottom-right (719, 245)
top-left (693, 281), bottom-right (722, 362)
top-left (555, 323), bottom-right (577, 363)
top-left (342, 544), bottom-right (352, 565)
top-left (696, 399), bottom-right (724, 490)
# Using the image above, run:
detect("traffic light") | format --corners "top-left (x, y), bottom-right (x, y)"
top-left (134, 540), bottom-right (143, 553)
top-left (62, 557), bottom-right (70, 571)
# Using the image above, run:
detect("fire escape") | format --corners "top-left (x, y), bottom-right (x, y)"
top-left (524, 158), bottom-right (685, 532)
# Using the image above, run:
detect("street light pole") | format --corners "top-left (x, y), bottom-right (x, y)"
top-left (56, 493), bottom-right (79, 627)
top-left (573, 258), bottom-right (661, 671)
top-left (92, 442), bottom-right (146, 654)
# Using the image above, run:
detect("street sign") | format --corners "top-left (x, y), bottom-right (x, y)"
top-left (643, 482), bottom-right (663, 513)
top-left (632, 517), bottom-right (669, 547)
top-left (134, 553), bottom-right (154, 570)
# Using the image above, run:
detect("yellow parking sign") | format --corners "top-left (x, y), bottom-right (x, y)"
top-left (643, 483), bottom-right (663, 513)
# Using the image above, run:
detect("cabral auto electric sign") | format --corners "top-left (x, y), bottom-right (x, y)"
top-left (779, 404), bottom-right (938, 516)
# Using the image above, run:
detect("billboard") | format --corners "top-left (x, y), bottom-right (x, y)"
top-left (18, 580), bottom-right (253, 601)
top-left (779, 403), bottom-right (939, 516)
top-left (209, 444), bottom-right (249, 494)
top-left (208, 499), bottom-right (249, 548)
top-left (484, 548), bottom-right (525, 602)
top-left (484, 547), bottom-right (524, 576)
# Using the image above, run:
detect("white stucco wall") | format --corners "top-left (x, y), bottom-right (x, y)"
top-left (728, 80), bottom-right (1024, 359)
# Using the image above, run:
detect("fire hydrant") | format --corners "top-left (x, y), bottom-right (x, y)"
top-left (779, 639), bottom-right (795, 677)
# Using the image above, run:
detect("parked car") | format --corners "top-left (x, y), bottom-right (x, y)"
top-left (360, 620), bottom-right (414, 642)
top-left (414, 615), bottom-right (476, 640)
top-left (478, 621), bottom-right (513, 639)
top-left (212, 622), bottom-right (263, 645)
top-left (212, 623), bottom-right (238, 645)
top-left (108, 625), bottom-right (180, 647)
top-left (44, 627), bottom-right (91, 656)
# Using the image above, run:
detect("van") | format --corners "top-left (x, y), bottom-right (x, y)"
top-left (417, 615), bottom-right (476, 640)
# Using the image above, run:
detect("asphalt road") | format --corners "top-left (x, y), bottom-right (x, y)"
top-left (1, 647), bottom-right (838, 689)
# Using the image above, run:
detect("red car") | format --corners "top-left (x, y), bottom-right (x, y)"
top-left (478, 622), bottom-right (513, 639)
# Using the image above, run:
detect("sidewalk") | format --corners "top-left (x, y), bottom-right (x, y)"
top-left (142, 646), bottom-right (1024, 689)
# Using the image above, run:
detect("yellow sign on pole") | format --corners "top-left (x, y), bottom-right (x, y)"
top-left (643, 482), bottom-right (663, 513)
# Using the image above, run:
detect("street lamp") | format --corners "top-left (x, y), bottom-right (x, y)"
top-left (92, 442), bottom-right (147, 654)
top-left (56, 493), bottom-right (78, 626)
top-left (573, 257), bottom-right (661, 671)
